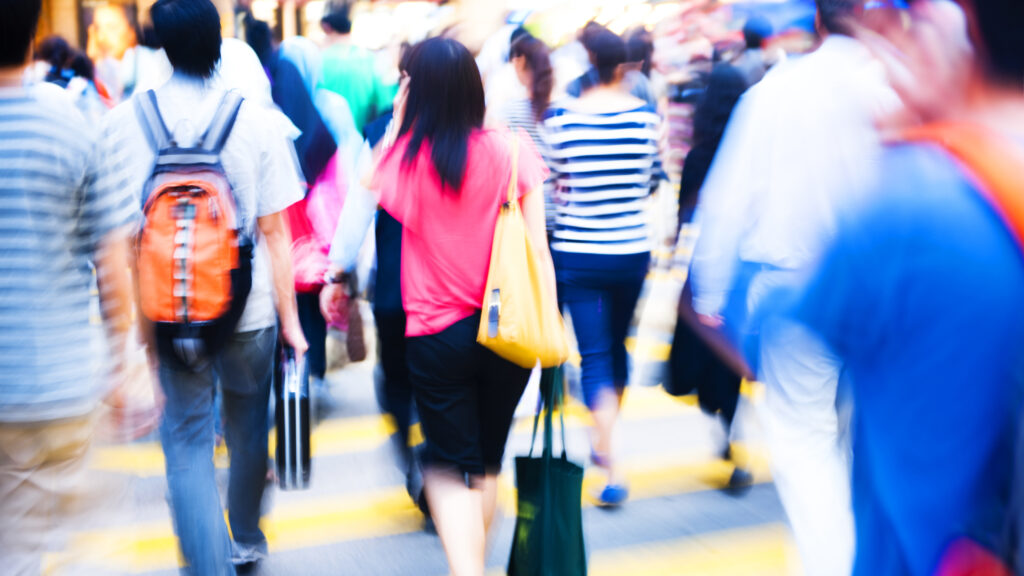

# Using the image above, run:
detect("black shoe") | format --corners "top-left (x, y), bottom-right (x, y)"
top-left (723, 466), bottom-right (754, 496)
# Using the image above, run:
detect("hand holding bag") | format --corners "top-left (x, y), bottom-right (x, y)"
top-left (508, 366), bottom-right (587, 576)
top-left (477, 134), bottom-right (569, 369)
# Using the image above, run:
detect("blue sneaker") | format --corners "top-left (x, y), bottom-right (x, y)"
top-left (596, 484), bottom-right (629, 508)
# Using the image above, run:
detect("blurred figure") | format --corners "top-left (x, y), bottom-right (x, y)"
top-left (541, 31), bottom-right (663, 508)
top-left (121, 24), bottom-right (172, 98)
top-left (247, 19), bottom-right (339, 391)
top-left (0, 0), bottom-right (138, 572)
top-left (100, 0), bottom-right (307, 572)
top-left (793, 0), bottom-right (1024, 573)
top-left (689, 0), bottom-right (901, 573)
top-left (504, 33), bottom-right (557, 231)
top-left (320, 2), bottom-right (395, 133)
top-left (672, 62), bottom-right (754, 492)
top-left (623, 27), bottom-right (659, 111)
top-left (566, 24), bottom-right (657, 109)
top-left (34, 35), bottom-right (73, 87)
top-left (371, 37), bottom-right (551, 576)
top-left (481, 26), bottom-right (529, 124)
top-left (66, 50), bottom-right (109, 125)
top-left (732, 15), bottom-right (772, 85)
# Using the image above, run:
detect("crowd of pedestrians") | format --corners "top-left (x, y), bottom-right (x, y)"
top-left (2, 0), bottom-right (1024, 575)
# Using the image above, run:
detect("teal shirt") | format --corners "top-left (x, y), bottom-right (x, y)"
top-left (319, 44), bottom-right (395, 133)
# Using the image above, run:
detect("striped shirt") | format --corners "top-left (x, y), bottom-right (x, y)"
top-left (542, 103), bottom-right (662, 255)
top-left (502, 98), bottom-right (557, 229)
top-left (0, 82), bottom-right (137, 422)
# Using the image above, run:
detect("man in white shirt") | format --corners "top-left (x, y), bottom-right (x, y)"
top-left (99, 0), bottom-right (306, 572)
top-left (689, 1), bottom-right (900, 574)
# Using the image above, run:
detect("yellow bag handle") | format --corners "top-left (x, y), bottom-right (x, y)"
top-left (506, 132), bottom-right (519, 206)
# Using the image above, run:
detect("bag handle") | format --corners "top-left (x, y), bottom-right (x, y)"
top-left (200, 91), bottom-right (244, 155)
top-left (903, 122), bottom-right (1024, 250)
top-left (527, 366), bottom-right (569, 462)
top-left (505, 132), bottom-right (520, 207)
top-left (134, 89), bottom-right (173, 151)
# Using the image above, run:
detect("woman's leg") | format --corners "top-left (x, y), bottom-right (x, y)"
top-left (406, 316), bottom-right (487, 576)
top-left (423, 468), bottom-right (486, 576)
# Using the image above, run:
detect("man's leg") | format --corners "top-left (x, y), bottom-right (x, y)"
top-left (217, 327), bottom-right (277, 563)
top-left (0, 416), bottom-right (94, 576)
top-left (158, 355), bottom-right (235, 576)
top-left (759, 315), bottom-right (854, 576)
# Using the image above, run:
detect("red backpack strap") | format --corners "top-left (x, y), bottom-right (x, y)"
top-left (903, 122), bottom-right (1024, 251)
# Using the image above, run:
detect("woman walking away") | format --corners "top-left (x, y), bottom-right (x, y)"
top-left (541, 28), bottom-right (663, 507)
top-left (504, 33), bottom-right (558, 232)
top-left (372, 37), bottom-right (553, 576)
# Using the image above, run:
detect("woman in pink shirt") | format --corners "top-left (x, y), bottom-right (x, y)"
top-left (372, 37), bottom-right (553, 576)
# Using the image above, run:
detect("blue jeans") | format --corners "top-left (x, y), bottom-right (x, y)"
top-left (555, 252), bottom-right (649, 409)
top-left (158, 327), bottom-right (277, 575)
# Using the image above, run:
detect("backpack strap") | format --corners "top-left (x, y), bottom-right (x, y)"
top-left (134, 90), bottom-right (173, 151)
top-left (904, 122), bottom-right (1024, 251)
top-left (200, 91), bottom-right (244, 155)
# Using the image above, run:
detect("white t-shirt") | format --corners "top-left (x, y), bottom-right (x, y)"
top-left (102, 72), bottom-right (304, 332)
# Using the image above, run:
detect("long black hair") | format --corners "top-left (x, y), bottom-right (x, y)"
top-left (399, 37), bottom-right (485, 193)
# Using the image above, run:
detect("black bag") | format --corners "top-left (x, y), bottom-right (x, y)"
top-left (275, 347), bottom-right (311, 490)
top-left (508, 366), bottom-right (587, 576)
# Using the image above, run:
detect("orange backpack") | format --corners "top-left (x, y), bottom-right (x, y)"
top-left (134, 90), bottom-right (253, 365)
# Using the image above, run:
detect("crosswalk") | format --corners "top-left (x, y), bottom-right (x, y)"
top-left (55, 247), bottom-right (798, 575)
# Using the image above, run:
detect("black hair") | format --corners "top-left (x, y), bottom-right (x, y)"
top-left (815, 0), bottom-right (858, 35)
top-left (625, 27), bottom-right (654, 77)
top-left (68, 50), bottom-right (95, 81)
top-left (509, 26), bottom-right (529, 52)
top-left (398, 37), bottom-right (485, 193)
top-left (35, 35), bottom-right (70, 68)
top-left (151, 0), bottom-right (222, 79)
top-left (510, 34), bottom-right (553, 123)
top-left (245, 17), bottom-right (274, 66)
top-left (138, 24), bottom-right (162, 49)
top-left (0, 0), bottom-right (42, 67)
top-left (589, 28), bottom-right (627, 85)
top-left (968, 0), bottom-right (1024, 86)
top-left (743, 15), bottom-right (773, 49)
top-left (321, 3), bottom-right (352, 35)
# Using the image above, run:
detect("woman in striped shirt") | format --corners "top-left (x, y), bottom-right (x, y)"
top-left (541, 28), bottom-right (662, 507)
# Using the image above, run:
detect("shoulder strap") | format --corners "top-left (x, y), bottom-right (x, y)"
top-left (200, 91), bottom-right (244, 154)
top-left (506, 132), bottom-right (520, 206)
top-left (904, 122), bottom-right (1024, 251)
top-left (133, 90), bottom-right (173, 151)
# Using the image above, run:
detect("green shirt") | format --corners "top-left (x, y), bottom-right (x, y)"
top-left (319, 44), bottom-right (396, 134)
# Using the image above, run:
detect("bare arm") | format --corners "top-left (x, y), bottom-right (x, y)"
top-left (522, 186), bottom-right (558, 303)
top-left (259, 212), bottom-right (309, 359)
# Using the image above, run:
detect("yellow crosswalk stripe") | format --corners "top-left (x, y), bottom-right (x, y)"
top-left (481, 524), bottom-right (799, 576)
top-left (587, 523), bottom-right (800, 576)
top-left (65, 450), bottom-right (772, 573)
top-left (92, 384), bottom-right (737, 477)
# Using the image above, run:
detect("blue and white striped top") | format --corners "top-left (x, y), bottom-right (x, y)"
top-left (542, 103), bottom-right (662, 255)
top-left (0, 83), bottom-right (137, 423)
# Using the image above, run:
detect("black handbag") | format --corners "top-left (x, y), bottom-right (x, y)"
top-left (275, 346), bottom-right (312, 490)
top-left (508, 366), bottom-right (587, 576)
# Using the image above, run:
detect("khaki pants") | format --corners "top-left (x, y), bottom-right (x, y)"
top-left (0, 415), bottom-right (95, 576)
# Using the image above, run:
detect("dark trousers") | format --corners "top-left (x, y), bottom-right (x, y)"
top-left (297, 291), bottom-right (327, 379)
top-left (406, 313), bottom-right (530, 476)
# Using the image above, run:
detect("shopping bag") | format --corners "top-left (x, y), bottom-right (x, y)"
top-left (508, 366), bottom-right (587, 576)
top-left (477, 134), bottom-right (569, 369)
top-left (275, 346), bottom-right (312, 490)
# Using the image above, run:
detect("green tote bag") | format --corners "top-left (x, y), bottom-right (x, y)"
top-left (507, 366), bottom-right (587, 576)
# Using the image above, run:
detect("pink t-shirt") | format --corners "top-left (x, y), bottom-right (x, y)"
top-left (374, 127), bottom-right (549, 337)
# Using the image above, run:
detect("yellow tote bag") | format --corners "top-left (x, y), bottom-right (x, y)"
top-left (477, 135), bottom-right (570, 369)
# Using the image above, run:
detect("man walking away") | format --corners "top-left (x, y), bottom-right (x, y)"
top-left (319, 2), bottom-right (395, 134)
top-left (101, 0), bottom-right (307, 572)
top-left (689, 0), bottom-right (901, 573)
top-left (0, 0), bottom-right (138, 572)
